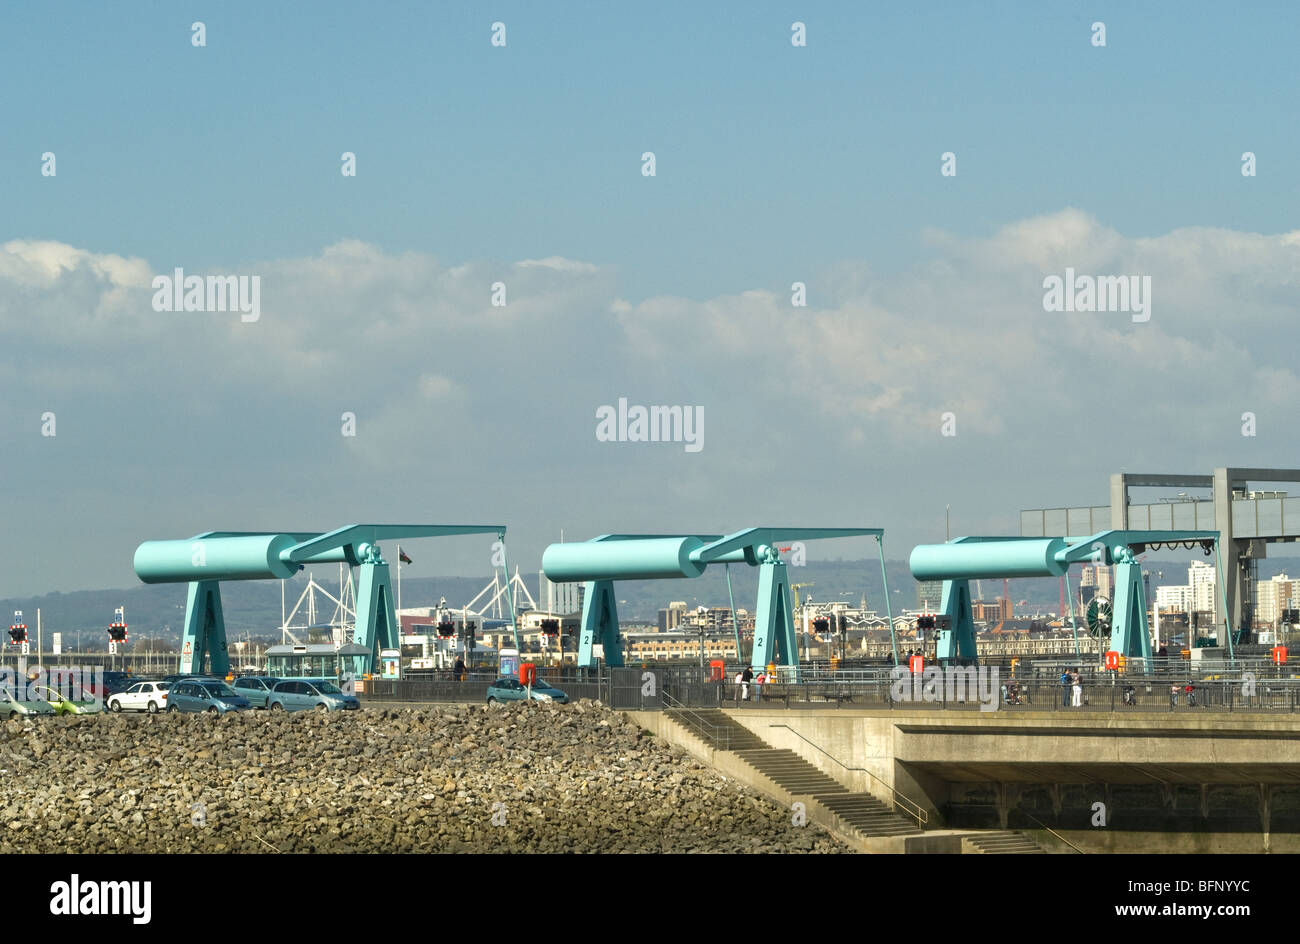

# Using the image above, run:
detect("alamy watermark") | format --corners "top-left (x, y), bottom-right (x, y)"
top-left (1, 661), bottom-right (104, 710)
top-left (889, 664), bottom-right (1000, 712)
top-left (49, 874), bottom-right (151, 924)
top-left (151, 268), bottom-right (260, 323)
top-left (595, 397), bottom-right (703, 453)
top-left (1042, 268), bottom-right (1150, 323)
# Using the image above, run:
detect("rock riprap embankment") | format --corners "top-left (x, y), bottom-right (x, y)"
top-left (0, 701), bottom-right (847, 853)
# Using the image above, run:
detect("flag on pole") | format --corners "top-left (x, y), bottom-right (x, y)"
top-left (399, 547), bottom-right (413, 564)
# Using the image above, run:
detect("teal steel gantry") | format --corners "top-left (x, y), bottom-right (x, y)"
top-left (134, 525), bottom-right (511, 677)
top-left (542, 527), bottom-right (893, 681)
top-left (908, 530), bottom-right (1230, 668)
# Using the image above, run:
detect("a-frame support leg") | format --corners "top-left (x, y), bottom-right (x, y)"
top-left (578, 580), bottom-right (622, 668)
top-left (1110, 558), bottom-right (1153, 665)
top-left (937, 579), bottom-right (978, 665)
top-left (354, 560), bottom-right (398, 678)
top-left (753, 558), bottom-right (801, 681)
top-left (181, 580), bottom-right (229, 677)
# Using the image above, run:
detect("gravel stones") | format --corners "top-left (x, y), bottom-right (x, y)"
top-left (0, 701), bottom-right (846, 854)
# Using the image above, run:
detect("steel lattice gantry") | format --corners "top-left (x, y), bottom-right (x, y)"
top-left (1021, 468), bottom-right (1300, 643)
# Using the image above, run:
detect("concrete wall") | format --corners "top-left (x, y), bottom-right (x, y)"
top-left (709, 707), bottom-right (1300, 852)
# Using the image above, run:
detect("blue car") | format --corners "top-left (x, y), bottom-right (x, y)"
top-left (486, 677), bottom-right (569, 704)
top-left (166, 678), bottom-right (250, 714)
top-left (267, 679), bottom-right (360, 712)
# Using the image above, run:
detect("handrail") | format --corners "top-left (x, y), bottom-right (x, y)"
top-left (662, 690), bottom-right (732, 750)
top-left (767, 723), bottom-right (928, 829)
top-left (1015, 808), bottom-right (1087, 854)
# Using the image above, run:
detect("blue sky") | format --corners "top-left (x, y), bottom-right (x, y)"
top-left (5, 1), bottom-right (1298, 298)
top-left (2, 2), bottom-right (1299, 594)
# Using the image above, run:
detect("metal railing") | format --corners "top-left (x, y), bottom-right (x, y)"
top-left (662, 690), bottom-right (733, 750)
top-left (361, 675), bottom-right (1300, 714)
top-left (767, 723), bottom-right (928, 829)
top-left (1013, 808), bottom-right (1087, 853)
top-left (357, 659), bottom-right (1300, 716)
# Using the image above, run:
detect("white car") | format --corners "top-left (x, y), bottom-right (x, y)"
top-left (107, 681), bottom-right (171, 713)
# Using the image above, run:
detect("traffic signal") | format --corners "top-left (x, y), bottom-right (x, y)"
top-left (917, 615), bottom-right (936, 630)
top-left (812, 617), bottom-right (830, 634)
top-left (7, 624), bottom-right (26, 645)
top-left (436, 620), bottom-right (455, 638)
top-left (540, 619), bottom-right (559, 636)
top-left (107, 622), bottom-right (128, 643)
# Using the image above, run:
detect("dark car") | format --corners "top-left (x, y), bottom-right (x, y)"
top-left (85, 671), bottom-right (132, 701)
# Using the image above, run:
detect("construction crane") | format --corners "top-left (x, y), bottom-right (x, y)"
top-left (791, 583), bottom-right (814, 620)
top-left (791, 583), bottom-right (814, 661)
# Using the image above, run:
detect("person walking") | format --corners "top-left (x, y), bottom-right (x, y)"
top-left (1071, 669), bottom-right (1083, 708)
top-left (734, 670), bottom-right (745, 703)
top-left (1061, 669), bottom-right (1072, 708)
top-left (740, 665), bottom-right (754, 702)
top-left (1170, 682), bottom-right (1180, 707)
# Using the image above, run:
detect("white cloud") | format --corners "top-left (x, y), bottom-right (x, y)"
top-left (3, 213), bottom-right (1299, 592)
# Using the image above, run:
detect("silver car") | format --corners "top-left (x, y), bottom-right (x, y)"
top-left (267, 679), bottom-right (360, 712)
top-left (231, 676), bottom-right (281, 708)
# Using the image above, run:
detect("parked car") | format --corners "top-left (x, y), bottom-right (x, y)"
top-left (486, 677), bottom-right (569, 704)
top-left (107, 681), bottom-right (171, 714)
top-left (0, 688), bottom-right (55, 718)
top-left (267, 679), bottom-right (360, 712)
top-left (83, 671), bottom-right (132, 701)
top-left (32, 684), bottom-right (102, 715)
top-left (166, 678), bottom-right (249, 714)
top-left (231, 676), bottom-right (281, 708)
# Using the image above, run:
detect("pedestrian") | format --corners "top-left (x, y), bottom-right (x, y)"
top-left (741, 665), bottom-right (754, 701)
top-left (734, 670), bottom-right (745, 703)
top-left (1170, 682), bottom-right (1180, 707)
top-left (754, 670), bottom-right (766, 701)
top-left (1071, 669), bottom-right (1083, 708)
top-left (454, 657), bottom-right (466, 682)
top-left (1061, 668), bottom-right (1072, 708)
top-left (1185, 681), bottom-right (1196, 707)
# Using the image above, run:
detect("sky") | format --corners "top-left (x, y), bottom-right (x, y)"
top-left (1, 1), bottom-right (1299, 596)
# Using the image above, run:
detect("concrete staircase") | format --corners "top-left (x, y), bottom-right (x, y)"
top-left (659, 708), bottom-right (1053, 854)
top-left (665, 708), bottom-right (925, 850)
top-left (961, 830), bottom-right (1048, 854)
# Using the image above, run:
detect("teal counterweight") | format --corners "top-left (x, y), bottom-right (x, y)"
top-left (134, 534), bottom-right (300, 583)
top-left (908, 538), bottom-right (1068, 581)
top-left (541, 537), bottom-right (707, 582)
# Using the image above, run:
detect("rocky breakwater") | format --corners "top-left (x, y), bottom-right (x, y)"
top-left (0, 701), bottom-right (848, 853)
